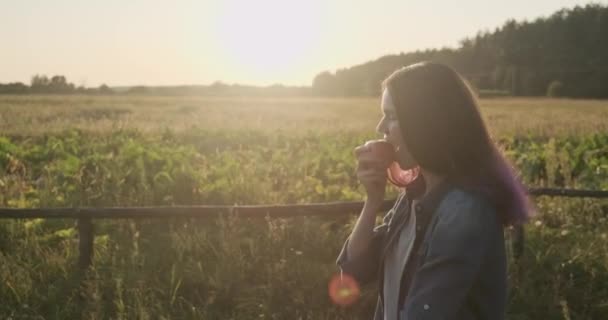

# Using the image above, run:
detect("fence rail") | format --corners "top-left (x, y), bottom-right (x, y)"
top-left (0, 187), bottom-right (607, 270)
top-left (1, 188), bottom-right (607, 220)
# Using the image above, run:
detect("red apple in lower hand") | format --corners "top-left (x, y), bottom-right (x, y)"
top-left (364, 140), bottom-right (395, 166)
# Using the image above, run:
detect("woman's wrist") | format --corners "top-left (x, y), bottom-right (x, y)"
top-left (364, 195), bottom-right (385, 211)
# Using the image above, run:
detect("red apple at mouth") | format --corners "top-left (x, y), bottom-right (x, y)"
top-left (388, 163), bottom-right (420, 188)
top-left (362, 140), bottom-right (419, 188)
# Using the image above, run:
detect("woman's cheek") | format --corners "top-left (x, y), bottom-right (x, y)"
top-left (397, 147), bottom-right (417, 169)
top-left (387, 123), bottom-right (397, 137)
top-left (390, 121), bottom-right (402, 135)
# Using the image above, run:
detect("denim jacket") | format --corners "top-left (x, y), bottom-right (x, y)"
top-left (336, 182), bottom-right (507, 320)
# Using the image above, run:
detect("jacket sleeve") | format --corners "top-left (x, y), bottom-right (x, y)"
top-left (402, 192), bottom-right (498, 319)
top-left (335, 194), bottom-right (405, 287)
top-left (335, 215), bottom-right (390, 286)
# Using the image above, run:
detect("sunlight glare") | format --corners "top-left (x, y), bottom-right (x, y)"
top-left (215, 0), bottom-right (322, 81)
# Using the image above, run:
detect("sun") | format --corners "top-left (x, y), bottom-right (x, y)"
top-left (214, 0), bottom-right (322, 82)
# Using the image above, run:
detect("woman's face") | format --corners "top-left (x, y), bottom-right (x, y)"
top-left (376, 88), bottom-right (418, 170)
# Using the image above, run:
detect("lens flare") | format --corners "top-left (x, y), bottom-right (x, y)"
top-left (328, 272), bottom-right (360, 306)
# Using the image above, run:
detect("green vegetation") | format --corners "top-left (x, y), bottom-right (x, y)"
top-left (1, 96), bottom-right (607, 319)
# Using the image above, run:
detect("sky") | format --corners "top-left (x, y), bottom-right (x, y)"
top-left (0, 0), bottom-right (602, 87)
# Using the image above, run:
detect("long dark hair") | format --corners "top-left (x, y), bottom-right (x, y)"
top-left (383, 62), bottom-right (532, 226)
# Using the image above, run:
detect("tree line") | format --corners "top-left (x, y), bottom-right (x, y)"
top-left (2, 4), bottom-right (606, 98)
top-left (0, 75), bottom-right (113, 95)
top-left (313, 4), bottom-right (608, 98)
top-left (0, 75), bottom-right (312, 96)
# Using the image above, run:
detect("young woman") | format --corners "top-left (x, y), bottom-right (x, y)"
top-left (336, 62), bottom-right (532, 320)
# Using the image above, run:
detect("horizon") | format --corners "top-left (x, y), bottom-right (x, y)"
top-left (1, 0), bottom-right (601, 87)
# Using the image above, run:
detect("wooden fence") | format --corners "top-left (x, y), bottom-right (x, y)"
top-left (1, 188), bottom-right (607, 270)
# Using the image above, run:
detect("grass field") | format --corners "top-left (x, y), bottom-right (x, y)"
top-left (2, 95), bottom-right (608, 137)
top-left (1, 95), bottom-right (607, 319)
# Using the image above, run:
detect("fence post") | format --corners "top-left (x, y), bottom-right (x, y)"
top-left (511, 224), bottom-right (525, 260)
top-left (78, 217), bottom-right (94, 270)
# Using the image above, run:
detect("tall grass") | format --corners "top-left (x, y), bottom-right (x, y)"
top-left (1, 96), bottom-right (607, 319)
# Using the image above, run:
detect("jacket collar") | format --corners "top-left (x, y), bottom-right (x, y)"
top-left (381, 175), bottom-right (452, 259)
top-left (407, 176), bottom-right (452, 218)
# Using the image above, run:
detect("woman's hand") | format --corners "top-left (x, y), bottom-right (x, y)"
top-left (354, 140), bottom-right (395, 205)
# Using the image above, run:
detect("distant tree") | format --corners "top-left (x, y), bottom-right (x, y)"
top-left (49, 75), bottom-right (75, 93)
top-left (0, 82), bottom-right (29, 94)
top-left (98, 84), bottom-right (112, 94)
top-left (29, 74), bottom-right (75, 93)
top-left (30, 75), bottom-right (50, 93)
top-left (312, 71), bottom-right (337, 96)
